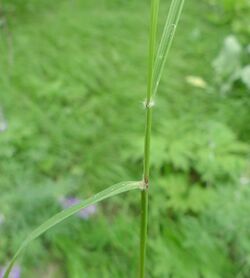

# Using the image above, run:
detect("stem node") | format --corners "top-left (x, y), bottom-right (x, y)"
top-left (143, 99), bottom-right (155, 109)
top-left (141, 179), bottom-right (149, 190)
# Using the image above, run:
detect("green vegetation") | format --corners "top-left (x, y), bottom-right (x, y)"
top-left (0, 0), bottom-right (249, 277)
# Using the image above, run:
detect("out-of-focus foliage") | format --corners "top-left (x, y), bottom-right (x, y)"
top-left (205, 0), bottom-right (250, 39)
top-left (0, 0), bottom-right (249, 277)
top-left (213, 35), bottom-right (250, 93)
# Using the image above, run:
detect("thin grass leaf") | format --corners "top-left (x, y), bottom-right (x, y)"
top-left (153, 0), bottom-right (185, 96)
top-left (3, 180), bottom-right (142, 278)
top-left (146, 0), bottom-right (160, 103)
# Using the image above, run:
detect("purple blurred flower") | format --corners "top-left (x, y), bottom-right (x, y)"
top-left (0, 265), bottom-right (21, 278)
top-left (0, 109), bottom-right (7, 133)
top-left (60, 197), bottom-right (97, 220)
top-left (77, 204), bottom-right (97, 219)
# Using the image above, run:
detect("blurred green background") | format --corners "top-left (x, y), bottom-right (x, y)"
top-left (0, 0), bottom-right (250, 277)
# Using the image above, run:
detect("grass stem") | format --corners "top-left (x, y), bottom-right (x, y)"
top-left (139, 0), bottom-right (159, 277)
top-left (139, 0), bottom-right (185, 277)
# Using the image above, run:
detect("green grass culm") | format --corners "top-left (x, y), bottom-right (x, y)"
top-left (140, 0), bottom-right (185, 277)
top-left (2, 1), bottom-right (185, 277)
top-left (1, 0), bottom-right (250, 277)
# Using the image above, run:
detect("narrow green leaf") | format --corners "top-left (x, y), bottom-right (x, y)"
top-left (153, 0), bottom-right (185, 96)
top-left (146, 0), bottom-right (160, 102)
top-left (3, 180), bottom-right (142, 278)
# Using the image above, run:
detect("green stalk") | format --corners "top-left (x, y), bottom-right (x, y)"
top-left (3, 1), bottom-right (185, 277)
top-left (139, 0), bottom-right (159, 277)
top-left (139, 0), bottom-right (185, 277)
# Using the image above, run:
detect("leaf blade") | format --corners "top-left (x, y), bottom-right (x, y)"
top-left (3, 180), bottom-right (142, 278)
top-left (153, 0), bottom-right (185, 96)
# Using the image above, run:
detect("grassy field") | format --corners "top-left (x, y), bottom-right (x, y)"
top-left (0, 0), bottom-right (250, 277)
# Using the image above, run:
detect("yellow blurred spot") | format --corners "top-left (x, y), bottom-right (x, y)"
top-left (186, 75), bottom-right (207, 89)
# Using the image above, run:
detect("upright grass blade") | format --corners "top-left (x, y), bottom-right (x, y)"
top-left (3, 180), bottom-right (142, 278)
top-left (153, 0), bottom-right (185, 96)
